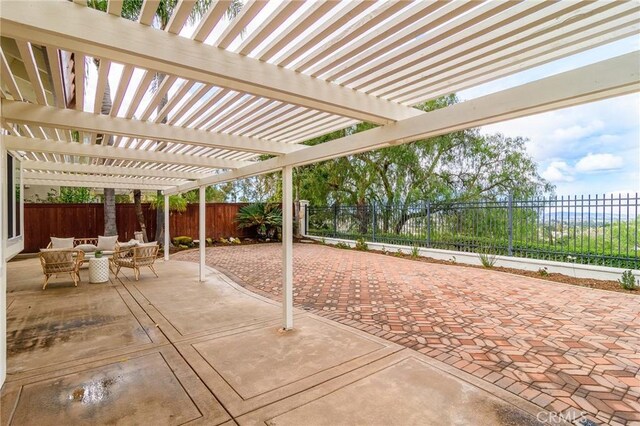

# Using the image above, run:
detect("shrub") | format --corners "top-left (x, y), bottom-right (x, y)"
top-left (173, 236), bottom-right (193, 247)
top-left (478, 251), bottom-right (497, 268)
top-left (235, 203), bottom-right (282, 240)
top-left (411, 245), bottom-right (419, 259)
top-left (619, 270), bottom-right (638, 290)
top-left (355, 238), bottom-right (368, 251)
top-left (205, 238), bottom-right (213, 246)
top-left (335, 242), bottom-right (350, 249)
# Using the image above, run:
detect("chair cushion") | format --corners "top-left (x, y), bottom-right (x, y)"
top-left (76, 243), bottom-right (98, 253)
top-left (50, 237), bottom-right (74, 249)
top-left (119, 240), bottom-right (139, 249)
top-left (138, 242), bottom-right (158, 247)
top-left (97, 235), bottom-right (119, 251)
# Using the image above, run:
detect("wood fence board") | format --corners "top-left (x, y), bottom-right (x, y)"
top-left (23, 202), bottom-right (250, 252)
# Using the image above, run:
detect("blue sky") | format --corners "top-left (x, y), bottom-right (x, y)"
top-left (458, 37), bottom-right (640, 197)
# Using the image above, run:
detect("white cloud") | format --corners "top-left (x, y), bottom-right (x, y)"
top-left (541, 161), bottom-right (574, 183)
top-left (575, 153), bottom-right (624, 172)
top-left (550, 120), bottom-right (604, 143)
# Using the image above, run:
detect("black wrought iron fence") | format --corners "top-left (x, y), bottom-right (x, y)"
top-left (306, 194), bottom-right (640, 269)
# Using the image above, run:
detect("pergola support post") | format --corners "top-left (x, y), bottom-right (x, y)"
top-left (299, 200), bottom-right (309, 236)
top-left (164, 194), bottom-right (170, 261)
top-left (282, 165), bottom-right (294, 330)
top-left (199, 186), bottom-right (206, 282)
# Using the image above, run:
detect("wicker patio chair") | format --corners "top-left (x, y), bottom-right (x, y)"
top-left (39, 249), bottom-right (84, 290)
top-left (112, 244), bottom-right (159, 281)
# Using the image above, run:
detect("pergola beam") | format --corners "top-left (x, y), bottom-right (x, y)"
top-left (23, 178), bottom-right (171, 190)
top-left (166, 52), bottom-right (640, 195)
top-left (22, 171), bottom-right (185, 187)
top-left (1, 100), bottom-right (301, 155)
top-left (3, 135), bottom-right (251, 169)
top-left (21, 160), bottom-right (206, 180)
top-left (0, 0), bottom-right (423, 125)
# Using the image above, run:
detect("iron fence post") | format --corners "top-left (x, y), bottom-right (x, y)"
top-left (333, 204), bottom-right (338, 238)
top-left (426, 201), bottom-right (431, 248)
top-left (508, 193), bottom-right (513, 256)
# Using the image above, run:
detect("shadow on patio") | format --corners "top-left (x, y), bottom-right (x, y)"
top-left (1, 257), bottom-right (549, 425)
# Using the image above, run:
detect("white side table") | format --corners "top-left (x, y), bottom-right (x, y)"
top-left (89, 257), bottom-right (110, 283)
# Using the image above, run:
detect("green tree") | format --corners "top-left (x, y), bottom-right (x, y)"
top-left (181, 186), bottom-right (228, 203)
top-left (35, 187), bottom-right (97, 203)
top-left (224, 96), bottom-right (552, 233)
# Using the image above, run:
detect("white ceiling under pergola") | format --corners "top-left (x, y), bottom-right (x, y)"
top-left (0, 0), bottom-right (639, 193)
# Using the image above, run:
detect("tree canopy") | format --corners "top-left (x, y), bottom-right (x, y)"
top-left (212, 95), bottom-right (553, 208)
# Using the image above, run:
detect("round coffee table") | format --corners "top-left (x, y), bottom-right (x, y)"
top-left (89, 257), bottom-right (110, 283)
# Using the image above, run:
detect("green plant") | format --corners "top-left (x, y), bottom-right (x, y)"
top-left (355, 238), bottom-right (368, 251)
top-left (235, 203), bottom-right (283, 240)
top-left (618, 270), bottom-right (638, 290)
top-left (94, 250), bottom-right (103, 258)
top-left (537, 267), bottom-right (549, 277)
top-left (149, 194), bottom-right (187, 213)
top-left (394, 249), bottom-right (404, 257)
top-left (205, 238), bottom-right (213, 246)
top-left (335, 242), bottom-right (350, 249)
top-left (173, 236), bottom-right (194, 247)
top-left (410, 245), bottom-right (419, 258)
top-left (478, 251), bottom-right (497, 268)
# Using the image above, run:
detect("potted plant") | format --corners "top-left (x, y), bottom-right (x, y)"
top-left (94, 250), bottom-right (103, 258)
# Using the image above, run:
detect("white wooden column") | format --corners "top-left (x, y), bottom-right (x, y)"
top-left (163, 194), bottom-right (170, 261)
top-left (0, 137), bottom-right (7, 387)
top-left (282, 165), bottom-right (293, 330)
top-left (199, 186), bottom-right (206, 282)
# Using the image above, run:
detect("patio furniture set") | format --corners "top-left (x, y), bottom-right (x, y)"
top-left (39, 235), bottom-right (159, 289)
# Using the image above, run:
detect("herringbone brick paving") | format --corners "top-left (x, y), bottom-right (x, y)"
top-left (174, 243), bottom-right (640, 425)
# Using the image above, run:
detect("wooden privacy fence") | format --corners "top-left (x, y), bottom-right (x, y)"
top-left (23, 203), bottom-right (249, 252)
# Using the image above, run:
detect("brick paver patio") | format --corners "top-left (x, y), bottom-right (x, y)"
top-left (174, 243), bottom-right (640, 425)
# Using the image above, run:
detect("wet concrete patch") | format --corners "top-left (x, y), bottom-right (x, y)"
top-left (8, 353), bottom-right (202, 426)
top-left (6, 286), bottom-right (153, 375)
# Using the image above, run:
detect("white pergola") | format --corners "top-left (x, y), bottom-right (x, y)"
top-left (0, 0), bottom-right (639, 387)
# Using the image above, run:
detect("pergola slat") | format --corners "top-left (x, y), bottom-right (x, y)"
top-left (15, 40), bottom-right (47, 105)
top-left (110, 65), bottom-right (134, 116)
top-left (215, 0), bottom-right (269, 49)
top-left (0, 49), bottom-right (23, 101)
top-left (45, 47), bottom-right (66, 108)
top-left (236, 0), bottom-right (305, 56)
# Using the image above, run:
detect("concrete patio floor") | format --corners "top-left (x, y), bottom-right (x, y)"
top-left (173, 243), bottom-right (640, 426)
top-left (2, 257), bottom-right (552, 425)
